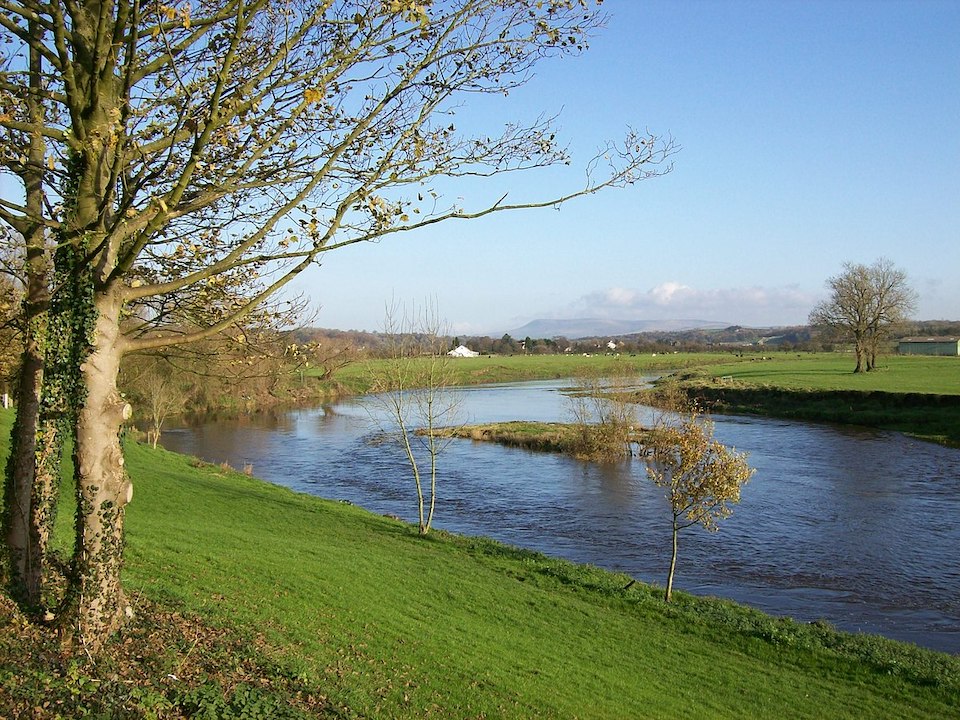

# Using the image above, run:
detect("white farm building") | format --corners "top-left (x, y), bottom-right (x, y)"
top-left (448, 345), bottom-right (480, 358)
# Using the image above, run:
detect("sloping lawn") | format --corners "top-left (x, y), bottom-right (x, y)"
top-left (1, 412), bottom-right (958, 718)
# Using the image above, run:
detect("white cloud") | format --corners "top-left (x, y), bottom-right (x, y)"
top-left (566, 282), bottom-right (818, 327)
top-left (601, 287), bottom-right (640, 306)
top-left (650, 282), bottom-right (694, 306)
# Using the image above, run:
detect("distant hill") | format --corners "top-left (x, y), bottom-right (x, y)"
top-left (621, 325), bottom-right (815, 347)
top-left (292, 319), bottom-right (960, 352)
top-left (504, 318), bottom-right (730, 340)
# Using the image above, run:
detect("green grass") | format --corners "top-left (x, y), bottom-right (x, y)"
top-left (679, 353), bottom-right (960, 394)
top-left (331, 351), bottom-right (960, 445)
top-left (328, 352), bottom-right (959, 397)
top-left (660, 354), bottom-right (960, 445)
top-left (3, 409), bottom-right (959, 718)
top-left (323, 352), bottom-right (738, 394)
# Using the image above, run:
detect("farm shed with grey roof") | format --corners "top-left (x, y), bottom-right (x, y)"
top-left (897, 337), bottom-right (960, 356)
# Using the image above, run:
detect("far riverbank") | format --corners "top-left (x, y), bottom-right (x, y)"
top-left (174, 352), bottom-right (960, 446)
top-left (645, 353), bottom-right (959, 446)
top-left (329, 352), bottom-right (960, 446)
top-left (663, 383), bottom-right (960, 447)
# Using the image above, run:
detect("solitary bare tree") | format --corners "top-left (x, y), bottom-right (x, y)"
top-left (645, 407), bottom-right (754, 602)
top-left (809, 258), bottom-right (916, 373)
top-left (1, 0), bottom-right (675, 651)
top-left (369, 299), bottom-right (460, 535)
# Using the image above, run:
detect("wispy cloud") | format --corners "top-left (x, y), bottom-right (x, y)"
top-left (562, 282), bottom-right (818, 327)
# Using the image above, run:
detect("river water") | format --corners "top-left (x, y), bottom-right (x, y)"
top-left (160, 380), bottom-right (960, 655)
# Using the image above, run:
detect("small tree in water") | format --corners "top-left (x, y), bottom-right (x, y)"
top-left (370, 300), bottom-right (460, 535)
top-left (645, 406), bottom-right (754, 602)
top-left (567, 367), bottom-right (639, 462)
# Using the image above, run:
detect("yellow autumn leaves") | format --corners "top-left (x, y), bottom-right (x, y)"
top-left (386, 0), bottom-right (431, 27)
top-left (152, 3), bottom-right (191, 36)
top-left (645, 407), bottom-right (755, 601)
top-left (647, 412), bottom-right (754, 531)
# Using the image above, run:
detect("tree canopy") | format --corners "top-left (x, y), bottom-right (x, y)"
top-left (1, 0), bottom-right (674, 351)
top-left (1, 0), bottom-right (675, 652)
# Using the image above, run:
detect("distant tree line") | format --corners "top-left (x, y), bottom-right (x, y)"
top-left (294, 319), bottom-right (960, 361)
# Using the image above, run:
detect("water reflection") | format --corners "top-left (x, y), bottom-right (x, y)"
top-left (161, 381), bottom-right (960, 654)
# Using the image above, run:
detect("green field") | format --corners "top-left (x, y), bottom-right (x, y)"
top-left (322, 351), bottom-right (737, 394)
top-left (326, 352), bottom-right (960, 445)
top-left (326, 351), bottom-right (960, 396)
top-left (651, 354), bottom-right (960, 445)
top-left (675, 353), bottom-right (960, 395)
top-left (2, 410), bottom-right (958, 718)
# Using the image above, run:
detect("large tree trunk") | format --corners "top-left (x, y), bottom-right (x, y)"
top-left (60, 287), bottom-right (133, 652)
top-left (50, 7), bottom-right (129, 646)
top-left (13, 236), bottom-right (94, 616)
top-left (853, 339), bottom-right (866, 373)
top-left (27, 403), bottom-right (65, 608)
top-left (3, 334), bottom-right (44, 603)
top-left (2, 20), bottom-right (51, 608)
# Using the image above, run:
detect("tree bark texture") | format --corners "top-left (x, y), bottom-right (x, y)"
top-left (3, 336), bottom-right (44, 603)
top-left (61, 288), bottom-right (132, 651)
top-left (854, 339), bottom-right (866, 373)
top-left (2, 17), bottom-right (51, 607)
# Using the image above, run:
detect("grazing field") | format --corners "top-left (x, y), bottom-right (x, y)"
top-left (659, 354), bottom-right (960, 445)
top-left (328, 351), bottom-right (960, 396)
top-left (675, 353), bottom-right (960, 395)
top-left (1, 411), bottom-right (958, 718)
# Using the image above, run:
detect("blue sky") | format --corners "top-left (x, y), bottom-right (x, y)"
top-left (295, 0), bottom-right (959, 334)
top-left (3, 1), bottom-right (955, 335)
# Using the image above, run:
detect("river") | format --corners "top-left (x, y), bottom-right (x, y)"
top-left (159, 379), bottom-right (960, 655)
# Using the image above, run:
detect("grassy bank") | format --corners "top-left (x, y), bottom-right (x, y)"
top-left (658, 354), bottom-right (960, 445)
top-left (2, 412), bottom-right (958, 718)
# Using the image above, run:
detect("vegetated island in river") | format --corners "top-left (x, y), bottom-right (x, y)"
top-left (431, 421), bottom-right (655, 463)
top-left (433, 421), bottom-right (634, 453)
top-left (433, 421), bottom-right (575, 451)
